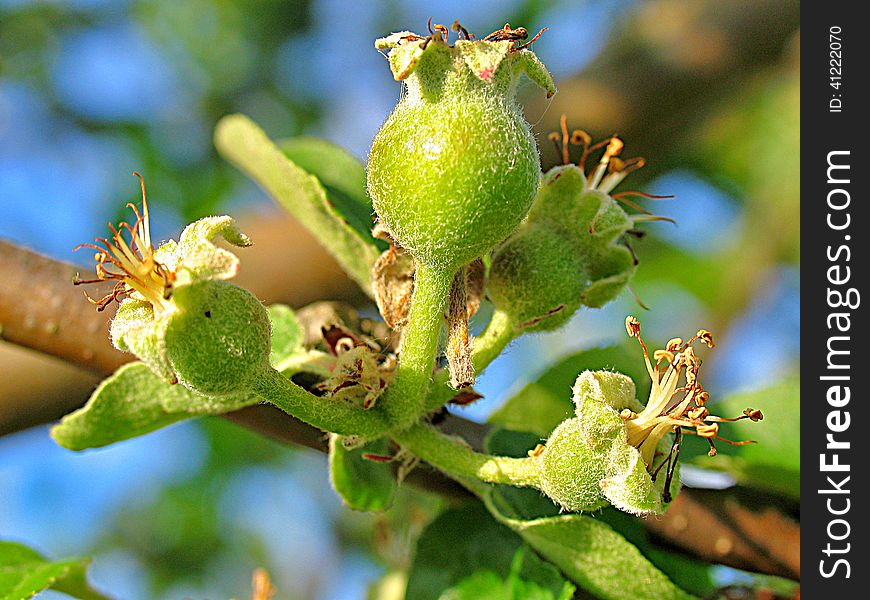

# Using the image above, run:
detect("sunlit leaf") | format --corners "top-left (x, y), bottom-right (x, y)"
top-left (482, 493), bottom-right (694, 600)
top-left (214, 114), bottom-right (382, 294)
top-left (0, 541), bottom-right (108, 600)
top-left (50, 362), bottom-right (259, 451)
top-left (279, 137), bottom-right (385, 250)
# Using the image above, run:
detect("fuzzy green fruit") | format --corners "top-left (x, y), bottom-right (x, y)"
top-left (488, 223), bottom-right (587, 331)
top-left (165, 281), bottom-right (271, 396)
top-left (367, 30), bottom-right (555, 271)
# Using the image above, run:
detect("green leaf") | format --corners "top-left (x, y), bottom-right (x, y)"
top-left (0, 541), bottom-right (109, 600)
top-left (51, 362), bottom-right (259, 451)
top-left (489, 346), bottom-right (648, 437)
top-left (484, 497), bottom-right (694, 600)
top-left (267, 304), bottom-right (306, 370)
top-left (328, 435), bottom-right (396, 512)
top-left (214, 114), bottom-right (382, 294)
top-left (278, 137), bottom-right (384, 250)
top-left (405, 503), bottom-right (522, 600)
top-left (443, 547), bottom-right (575, 600)
top-left (682, 378), bottom-right (800, 499)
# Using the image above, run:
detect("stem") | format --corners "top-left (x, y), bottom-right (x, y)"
top-left (383, 263), bottom-right (454, 429)
top-left (393, 422), bottom-right (541, 488)
top-left (425, 307), bottom-right (517, 412)
top-left (471, 307), bottom-right (516, 371)
top-left (251, 367), bottom-right (391, 438)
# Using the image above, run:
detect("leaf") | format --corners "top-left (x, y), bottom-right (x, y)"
top-left (278, 137), bottom-right (384, 250)
top-left (267, 304), bottom-right (305, 368)
top-left (489, 346), bottom-right (648, 437)
top-left (681, 378), bottom-right (799, 499)
top-left (328, 435), bottom-right (396, 512)
top-left (0, 541), bottom-right (109, 600)
top-left (484, 497), bottom-right (695, 600)
top-left (51, 362), bottom-right (259, 451)
top-left (214, 114), bottom-right (382, 294)
top-left (443, 547), bottom-right (575, 600)
top-left (405, 503), bottom-right (522, 600)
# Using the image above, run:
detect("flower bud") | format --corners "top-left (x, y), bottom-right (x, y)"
top-left (535, 370), bottom-right (674, 515)
top-left (487, 223), bottom-right (587, 331)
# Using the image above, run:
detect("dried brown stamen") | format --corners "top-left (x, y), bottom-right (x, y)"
top-left (451, 19), bottom-right (474, 40)
top-left (73, 172), bottom-right (175, 313)
top-left (620, 316), bottom-right (763, 473)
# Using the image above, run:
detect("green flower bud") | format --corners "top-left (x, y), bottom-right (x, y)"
top-left (530, 164), bottom-right (636, 309)
top-left (535, 317), bottom-right (765, 516)
top-left (536, 370), bottom-right (674, 515)
top-left (165, 281), bottom-right (271, 396)
top-left (76, 175), bottom-right (264, 393)
top-left (487, 223), bottom-right (586, 331)
top-left (367, 24), bottom-right (556, 271)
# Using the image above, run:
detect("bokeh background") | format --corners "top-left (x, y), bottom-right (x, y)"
top-left (1, 0), bottom-right (799, 598)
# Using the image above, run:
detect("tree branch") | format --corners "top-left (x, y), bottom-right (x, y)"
top-left (0, 237), bottom-right (798, 577)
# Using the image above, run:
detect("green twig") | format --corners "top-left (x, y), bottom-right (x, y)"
top-left (251, 367), bottom-right (391, 438)
top-left (394, 422), bottom-right (541, 488)
top-left (382, 263), bottom-right (454, 430)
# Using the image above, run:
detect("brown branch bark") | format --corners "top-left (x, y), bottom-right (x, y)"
top-left (1, 236), bottom-right (799, 578)
top-left (643, 487), bottom-right (800, 581)
top-left (0, 234), bottom-right (472, 499)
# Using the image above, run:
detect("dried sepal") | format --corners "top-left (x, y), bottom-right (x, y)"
top-left (445, 268), bottom-right (474, 389)
top-left (372, 244), bottom-right (416, 329)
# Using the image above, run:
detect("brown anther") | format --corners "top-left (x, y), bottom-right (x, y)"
top-left (603, 136), bottom-right (624, 162)
top-left (618, 156), bottom-right (646, 174)
top-left (620, 408), bottom-right (638, 420)
top-left (528, 444), bottom-right (546, 458)
top-left (687, 406), bottom-right (709, 420)
top-left (609, 157), bottom-right (625, 173)
top-left (514, 27), bottom-right (548, 51)
top-left (695, 390), bottom-right (710, 406)
top-left (696, 329), bottom-right (715, 348)
top-left (483, 23), bottom-right (529, 44)
top-left (744, 408), bottom-right (764, 421)
top-left (571, 129), bottom-right (591, 147)
top-left (625, 315), bottom-right (641, 338)
top-left (666, 338), bottom-right (683, 352)
top-left (451, 19), bottom-right (473, 40)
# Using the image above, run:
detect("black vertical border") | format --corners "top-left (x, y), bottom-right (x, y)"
top-left (803, 2), bottom-right (866, 596)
